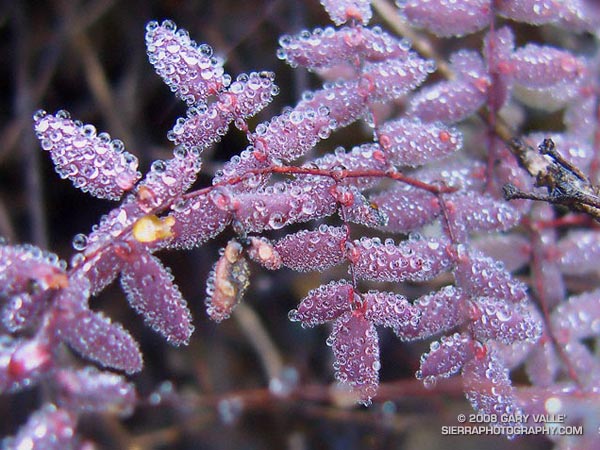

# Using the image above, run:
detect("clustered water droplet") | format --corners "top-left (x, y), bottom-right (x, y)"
top-left (378, 117), bottom-right (462, 167)
top-left (274, 225), bottom-right (347, 272)
top-left (319, 0), bottom-right (373, 26)
top-left (145, 19), bottom-right (227, 105)
top-left (278, 25), bottom-right (411, 70)
top-left (352, 236), bottom-right (451, 283)
top-left (33, 112), bottom-right (141, 200)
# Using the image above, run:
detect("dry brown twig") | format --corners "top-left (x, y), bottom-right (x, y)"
top-left (504, 138), bottom-right (600, 221)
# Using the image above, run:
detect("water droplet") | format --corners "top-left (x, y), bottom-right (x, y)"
top-left (72, 233), bottom-right (88, 251)
top-left (217, 397), bottom-right (244, 425)
top-left (269, 366), bottom-right (298, 397)
top-left (422, 375), bottom-right (437, 389)
top-left (268, 213), bottom-right (285, 230)
top-left (146, 21), bottom-right (159, 32)
top-left (33, 110), bottom-right (47, 121)
top-left (151, 160), bottom-right (167, 173)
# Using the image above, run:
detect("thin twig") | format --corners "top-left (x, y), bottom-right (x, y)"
top-left (0, 0), bottom-right (117, 166)
top-left (0, 196), bottom-right (16, 242)
top-left (71, 32), bottom-right (134, 145)
top-left (233, 303), bottom-right (286, 382)
top-left (13, 3), bottom-right (48, 247)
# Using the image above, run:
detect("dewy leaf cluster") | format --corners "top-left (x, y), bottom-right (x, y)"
top-left (3, 0), bottom-right (600, 448)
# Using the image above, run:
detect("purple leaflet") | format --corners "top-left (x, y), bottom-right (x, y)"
top-left (452, 48), bottom-right (490, 80)
top-left (416, 158), bottom-right (487, 191)
top-left (469, 296), bottom-right (542, 345)
top-left (491, 339), bottom-right (538, 371)
top-left (557, 0), bottom-right (600, 32)
top-left (233, 179), bottom-right (338, 233)
top-left (565, 95), bottom-right (597, 141)
top-left (81, 246), bottom-right (126, 297)
top-left (510, 45), bottom-right (586, 89)
top-left (289, 280), bottom-right (354, 328)
top-left (551, 289), bottom-right (600, 341)
top-left (3, 404), bottom-right (77, 450)
top-left (306, 143), bottom-right (387, 189)
top-left (417, 332), bottom-right (477, 387)
top-left (2, 292), bottom-right (50, 332)
top-left (249, 105), bottom-right (336, 163)
top-left (53, 366), bottom-right (137, 416)
top-left (58, 309), bottom-right (143, 374)
top-left (0, 336), bottom-right (53, 393)
top-left (560, 341), bottom-right (600, 388)
top-left (340, 187), bottom-right (388, 228)
top-left (274, 225), bottom-right (347, 272)
top-left (362, 290), bottom-right (419, 330)
top-left (33, 110), bottom-right (140, 201)
top-left (493, 6), bottom-right (599, 43)
top-left (399, 0), bottom-right (492, 37)
top-left (378, 117), bottom-right (462, 167)
top-left (168, 105), bottom-right (232, 151)
top-left (496, 0), bottom-right (563, 25)
top-left (352, 236), bottom-right (452, 283)
top-left (297, 81), bottom-right (367, 128)
top-left (0, 244), bottom-right (67, 298)
top-left (218, 72), bottom-right (279, 120)
top-left (370, 185), bottom-right (441, 234)
top-left (320, 0), bottom-right (373, 25)
top-left (329, 311), bottom-right (379, 405)
top-left (168, 72), bottom-right (278, 150)
top-left (213, 145), bottom-right (276, 193)
top-left (135, 145), bottom-right (203, 212)
top-left (556, 230), bottom-right (600, 276)
top-left (120, 250), bottom-right (193, 345)
top-left (167, 192), bottom-right (232, 250)
top-left (471, 234), bottom-right (531, 272)
top-left (53, 270), bottom-right (143, 373)
top-left (454, 248), bottom-right (528, 304)
top-left (462, 347), bottom-right (521, 419)
top-left (410, 80), bottom-right (488, 123)
top-left (524, 335), bottom-right (560, 387)
top-left (395, 285), bottom-right (469, 341)
top-left (360, 55), bottom-right (433, 103)
top-left (145, 20), bottom-right (227, 105)
top-left (443, 191), bottom-right (522, 240)
top-left (409, 50), bottom-right (489, 123)
top-left (0, 245), bottom-right (67, 332)
top-left (278, 25), bottom-right (410, 69)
